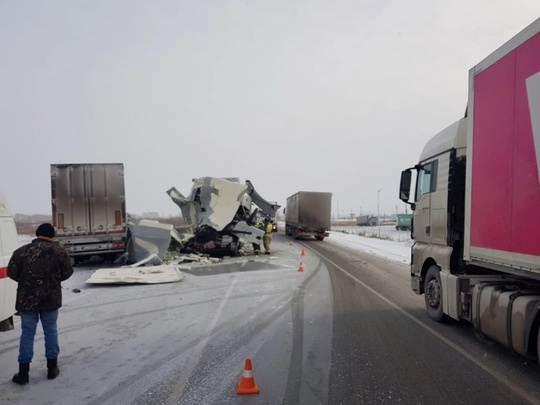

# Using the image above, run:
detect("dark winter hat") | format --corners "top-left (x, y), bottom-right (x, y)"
top-left (36, 223), bottom-right (56, 238)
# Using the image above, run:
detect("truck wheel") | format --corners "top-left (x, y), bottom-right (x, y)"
top-left (424, 265), bottom-right (447, 322)
top-left (315, 235), bottom-right (325, 241)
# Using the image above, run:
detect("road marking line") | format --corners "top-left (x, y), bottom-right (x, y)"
top-left (317, 249), bottom-right (539, 405)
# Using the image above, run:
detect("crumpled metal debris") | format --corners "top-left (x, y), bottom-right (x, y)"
top-left (166, 177), bottom-right (280, 257)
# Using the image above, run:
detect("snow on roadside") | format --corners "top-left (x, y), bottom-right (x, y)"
top-left (18, 234), bottom-right (33, 246)
top-left (328, 226), bottom-right (412, 265)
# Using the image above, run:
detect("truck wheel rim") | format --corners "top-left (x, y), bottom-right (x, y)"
top-left (426, 279), bottom-right (441, 307)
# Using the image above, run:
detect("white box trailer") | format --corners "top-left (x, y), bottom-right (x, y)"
top-left (0, 193), bottom-right (19, 331)
top-left (51, 163), bottom-right (128, 265)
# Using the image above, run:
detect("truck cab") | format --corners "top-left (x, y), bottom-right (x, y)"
top-left (400, 118), bottom-right (468, 317)
top-left (0, 193), bottom-right (19, 331)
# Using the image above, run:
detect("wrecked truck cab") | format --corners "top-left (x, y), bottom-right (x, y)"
top-left (166, 177), bottom-right (279, 257)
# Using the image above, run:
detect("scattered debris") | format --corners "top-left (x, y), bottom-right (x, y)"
top-left (127, 219), bottom-right (184, 264)
top-left (82, 177), bottom-right (280, 285)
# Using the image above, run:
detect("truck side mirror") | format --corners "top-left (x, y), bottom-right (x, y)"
top-left (399, 170), bottom-right (412, 202)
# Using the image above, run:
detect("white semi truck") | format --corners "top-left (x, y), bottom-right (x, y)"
top-left (399, 18), bottom-right (540, 362)
top-left (51, 163), bottom-right (128, 265)
top-left (0, 193), bottom-right (19, 332)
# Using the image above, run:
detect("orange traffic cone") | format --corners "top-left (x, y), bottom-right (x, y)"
top-left (236, 358), bottom-right (260, 395)
top-left (301, 248), bottom-right (305, 256)
top-left (298, 261), bottom-right (304, 272)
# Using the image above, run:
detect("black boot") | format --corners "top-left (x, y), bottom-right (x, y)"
top-left (12, 363), bottom-right (30, 385)
top-left (47, 359), bottom-right (60, 380)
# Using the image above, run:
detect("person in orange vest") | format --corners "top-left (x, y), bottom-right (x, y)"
top-left (263, 218), bottom-right (273, 255)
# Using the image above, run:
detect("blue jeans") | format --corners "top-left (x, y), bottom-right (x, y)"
top-left (18, 310), bottom-right (59, 364)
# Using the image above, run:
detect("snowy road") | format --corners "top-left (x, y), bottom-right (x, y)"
top-left (4, 229), bottom-right (540, 404)
top-left (0, 235), bottom-right (333, 404)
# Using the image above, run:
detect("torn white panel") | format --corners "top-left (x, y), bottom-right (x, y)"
top-left (190, 177), bottom-right (248, 231)
top-left (85, 265), bottom-right (184, 284)
top-left (166, 187), bottom-right (199, 231)
top-left (230, 221), bottom-right (264, 245)
top-left (128, 220), bottom-right (175, 264)
top-left (246, 180), bottom-right (281, 217)
top-left (171, 227), bottom-right (192, 245)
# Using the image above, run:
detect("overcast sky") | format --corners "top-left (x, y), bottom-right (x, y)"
top-left (1, 1), bottom-right (539, 218)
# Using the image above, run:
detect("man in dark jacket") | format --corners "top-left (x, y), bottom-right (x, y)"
top-left (8, 223), bottom-right (73, 385)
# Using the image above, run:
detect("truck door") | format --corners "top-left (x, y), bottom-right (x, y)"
top-left (88, 164), bottom-right (123, 234)
top-left (414, 160), bottom-right (438, 244)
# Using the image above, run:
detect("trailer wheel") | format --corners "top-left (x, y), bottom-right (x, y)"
top-left (424, 265), bottom-right (447, 322)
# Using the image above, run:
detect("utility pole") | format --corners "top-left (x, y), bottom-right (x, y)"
top-left (377, 188), bottom-right (382, 237)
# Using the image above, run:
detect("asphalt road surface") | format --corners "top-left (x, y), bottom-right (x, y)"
top-left (306, 237), bottom-right (540, 405)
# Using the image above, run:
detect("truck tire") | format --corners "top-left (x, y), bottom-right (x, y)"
top-left (424, 265), bottom-right (447, 322)
top-left (315, 235), bottom-right (325, 241)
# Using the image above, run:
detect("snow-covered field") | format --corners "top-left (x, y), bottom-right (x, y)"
top-left (331, 224), bottom-right (413, 243)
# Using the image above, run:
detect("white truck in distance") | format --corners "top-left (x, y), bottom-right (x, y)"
top-left (0, 193), bottom-right (19, 332)
top-left (399, 18), bottom-right (540, 362)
